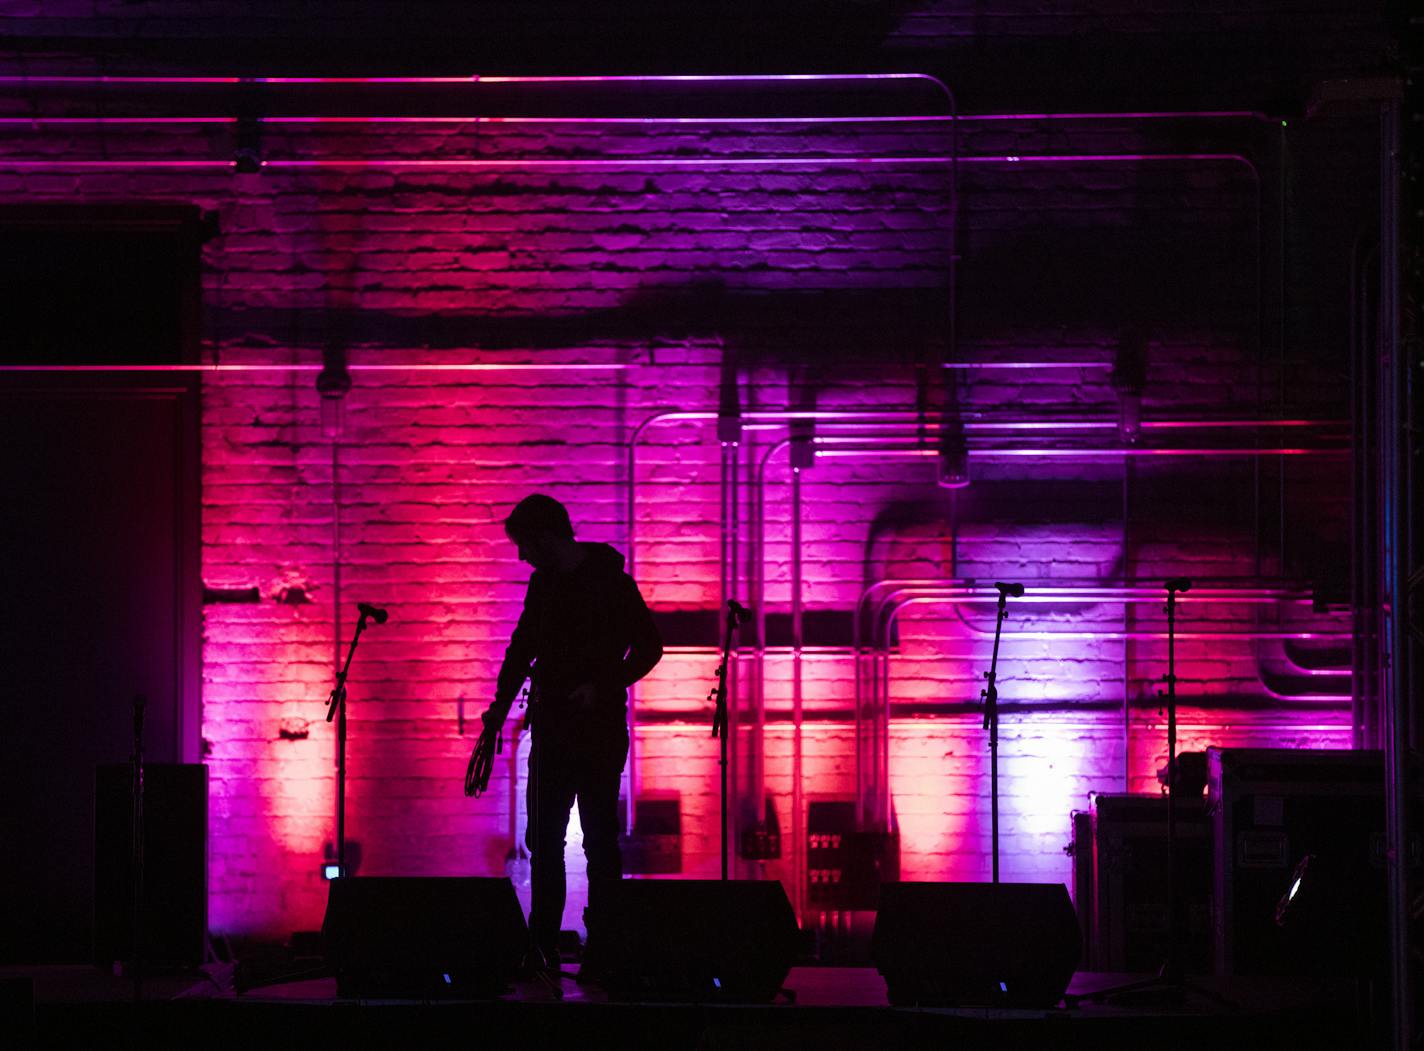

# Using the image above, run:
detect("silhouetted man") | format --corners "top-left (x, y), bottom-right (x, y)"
top-left (469, 494), bottom-right (662, 978)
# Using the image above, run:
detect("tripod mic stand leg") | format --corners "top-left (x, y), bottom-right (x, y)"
top-left (1063, 581), bottom-right (1236, 1013)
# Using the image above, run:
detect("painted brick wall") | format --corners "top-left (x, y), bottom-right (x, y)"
top-left (0, 2), bottom-right (1384, 938)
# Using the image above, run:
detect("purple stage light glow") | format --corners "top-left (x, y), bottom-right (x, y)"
top-left (0, 63), bottom-right (1355, 940)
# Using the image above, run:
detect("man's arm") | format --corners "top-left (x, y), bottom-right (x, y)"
top-left (618, 573), bottom-right (663, 688)
top-left (490, 576), bottom-right (539, 724)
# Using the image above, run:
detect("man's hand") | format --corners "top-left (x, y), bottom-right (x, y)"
top-left (569, 682), bottom-right (597, 708)
top-left (464, 705), bottom-right (507, 798)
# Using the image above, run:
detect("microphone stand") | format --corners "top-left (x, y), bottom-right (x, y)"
top-left (981, 585), bottom-right (1018, 884)
top-left (1162, 577), bottom-right (1186, 985)
top-left (326, 607), bottom-right (374, 879)
top-left (1065, 579), bottom-right (1232, 1010)
top-left (130, 694), bottom-right (146, 1003)
top-left (710, 601), bottom-right (748, 881)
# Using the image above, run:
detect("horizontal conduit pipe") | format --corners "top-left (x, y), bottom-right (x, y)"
top-left (854, 578), bottom-right (1328, 822)
top-left (891, 629), bottom-right (1353, 642)
top-left (30, 364), bottom-right (1361, 376)
top-left (817, 446), bottom-right (1344, 459)
top-left (943, 602), bottom-right (1353, 677)
top-left (0, 362), bottom-right (629, 373)
top-left (885, 596), bottom-right (1347, 710)
top-left (880, 592), bottom-right (1345, 819)
top-left (0, 153), bottom-right (1258, 170)
top-left (628, 711), bottom-right (1350, 728)
top-left (0, 113), bottom-right (1269, 126)
top-left (0, 114), bottom-right (1254, 126)
top-left (627, 405), bottom-right (1243, 578)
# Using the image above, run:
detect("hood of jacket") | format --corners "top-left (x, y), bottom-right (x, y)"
top-left (575, 541), bottom-right (626, 574)
top-left (532, 540), bottom-right (626, 582)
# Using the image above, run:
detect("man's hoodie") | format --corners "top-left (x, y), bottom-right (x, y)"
top-left (494, 542), bottom-right (663, 726)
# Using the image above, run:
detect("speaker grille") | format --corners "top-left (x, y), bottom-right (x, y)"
top-left (872, 882), bottom-right (1080, 1008)
top-left (601, 879), bottom-right (799, 1002)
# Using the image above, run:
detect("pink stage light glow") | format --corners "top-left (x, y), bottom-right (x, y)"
top-left (0, 67), bottom-right (1345, 936)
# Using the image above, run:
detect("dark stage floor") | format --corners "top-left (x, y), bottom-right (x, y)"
top-left (2, 963), bottom-right (1374, 1049)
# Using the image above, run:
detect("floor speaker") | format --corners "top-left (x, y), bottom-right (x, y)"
top-left (600, 879), bottom-right (799, 1002)
top-left (94, 763), bottom-right (207, 968)
top-left (872, 882), bottom-right (1081, 1007)
top-left (321, 877), bottom-right (526, 998)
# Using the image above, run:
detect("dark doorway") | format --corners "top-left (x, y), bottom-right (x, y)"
top-left (0, 206), bottom-right (203, 962)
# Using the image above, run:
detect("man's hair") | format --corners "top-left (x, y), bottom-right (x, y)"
top-left (504, 493), bottom-right (574, 541)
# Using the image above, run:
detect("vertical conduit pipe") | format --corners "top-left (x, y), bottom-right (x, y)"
top-left (1279, 124), bottom-right (1290, 578)
top-left (1350, 232), bottom-right (1363, 748)
top-left (1349, 231), bottom-right (1377, 747)
top-left (331, 435), bottom-right (343, 846)
top-left (791, 462), bottom-right (805, 918)
top-left (752, 439), bottom-right (793, 882)
top-left (1122, 462), bottom-right (1133, 791)
top-left (728, 438), bottom-right (741, 874)
top-left (719, 440), bottom-right (733, 863)
top-left (1379, 98), bottom-right (1412, 1051)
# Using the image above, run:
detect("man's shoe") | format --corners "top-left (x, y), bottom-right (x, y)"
top-left (574, 955), bottom-right (607, 987)
top-left (575, 933), bottom-right (610, 987)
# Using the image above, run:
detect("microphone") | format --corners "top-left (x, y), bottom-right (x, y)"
top-left (994, 582), bottom-right (1025, 598)
top-left (1165, 577), bottom-right (1193, 593)
top-left (727, 600), bottom-right (752, 625)
top-left (357, 602), bottom-right (389, 625)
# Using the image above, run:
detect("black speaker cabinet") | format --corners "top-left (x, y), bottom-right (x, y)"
top-left (1087, 793), bottom-right (1212, 973)
top-left (872, 882), bottom-right (1081, 1008)
top-left (1207, 748), bottom-right (1409, 976)
top-left (321, 877), bottom-right (527, 998)
top-left (94, 763), bottom-right (207, 968)
top-left (600, 879), bottom-right (800, 1002)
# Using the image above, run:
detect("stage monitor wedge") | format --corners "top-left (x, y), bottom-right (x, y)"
top-left (872, 881), bottom-right (1081, 1008)
top-left (321, 877), bottom-right (526, 999)
top-left (601, 878), bottom-right (799, 1002)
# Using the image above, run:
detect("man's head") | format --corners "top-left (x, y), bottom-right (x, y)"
top-left (504, 493), bottom-right (574, 571)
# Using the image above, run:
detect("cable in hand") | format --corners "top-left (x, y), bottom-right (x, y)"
top-left (464, 708), bottom-right (505, 798)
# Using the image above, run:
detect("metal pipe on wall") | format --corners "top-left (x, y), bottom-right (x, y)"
top-left (718, 438), bottom-right (730, 846)
top-left (823, 424), bottom-right (1339, 766)
top-left (627, 405), bottom-right (1036, 831)
top-left (865, 581), bottom-right (1344, 825)
top-left (751, 438), bottom-right (793, 865)
top-left (763, 140), bottom-right (1264, 825)
top-left (859, 581), bottom-right (1328, 827)
top-left (816, 445), bottom-right (1344, 460)
top-left (727, 438), bottom-right (741, 871)
top-left (791, 462), bottom-right (805, 918)
top-left (778, 410), bottom-right (1342, 820)
top-left (751, 410), bottom-right (1338, 825)
top-left (1349, 230), bottom-right (1380, 747)
top-left (890, 595), bottom-right (1348, 710)
top-left (853, 574), bottom-right (1301, 824)
top-left (1377, 97), bottom-right (1413, 1051)
top-left (0, 362), bottom-right (633, 373)
top-left (0, 152), bottom-right (1260, 172)
top-left (1122, 459), bottom-right (1133, 791)
top-left (946, 594), bottom-right (1352, 685)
